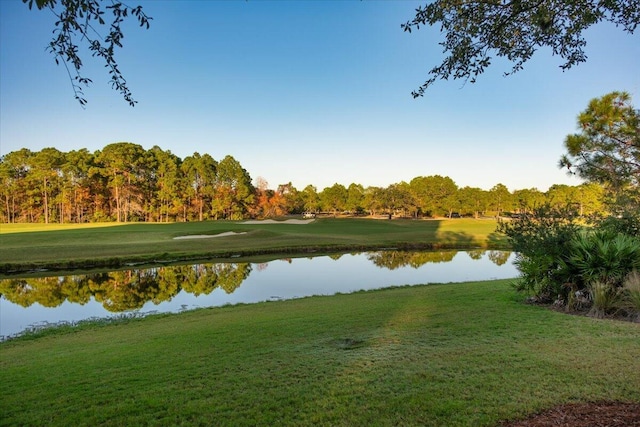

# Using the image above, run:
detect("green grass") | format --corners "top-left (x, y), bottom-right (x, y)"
top-left (1, 279), bottom-right (638, 426)
top-left (0, 218), bottom-right (506, 273)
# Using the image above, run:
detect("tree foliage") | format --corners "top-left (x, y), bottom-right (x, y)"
top-left (182, 153), bottom-right (218, 222)
top-left (0, 143), bottom-right (613, 224)
top-left (497, 204), bottom-right (582, 302)
top-left (300, 185), bottom-right (320, 213)
top-left (27, 1), bottom-right (639, 105)
top-left (215, 156), bottom-right (255, 220)
top-left (345, 183), bottom-right (365, 214)
top-left (403, 1), bottom-right (640, 96)
top-left (23, 0), bottom-right (152, 106)
top-left (320, 183), bottom-right (348, 215)
top-left (559, 91), bottom-right (640, 197)
top-left (410, 175), bottom-right (458, 217)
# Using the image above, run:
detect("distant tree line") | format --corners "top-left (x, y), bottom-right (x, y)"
top-left (0, 142), bottom-right (607, 224)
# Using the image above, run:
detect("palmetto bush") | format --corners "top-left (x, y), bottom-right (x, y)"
top-left (512, 254), bottom-right (565, 301)
top-left (562, 231), bottom-right (640, 288)
top-left (560, 231), bottom-right (640, 316)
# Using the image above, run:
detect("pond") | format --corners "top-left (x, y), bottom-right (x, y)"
top-left (0, 250), bottom-right (518, 339)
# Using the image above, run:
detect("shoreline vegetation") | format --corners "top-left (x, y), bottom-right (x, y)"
top-left (0, 217), bottom-right (508, 275)
top-left (1, 279), bottom-right (639, 426)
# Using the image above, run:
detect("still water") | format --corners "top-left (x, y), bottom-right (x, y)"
top-left (0, 250), bottom-right (517, 338)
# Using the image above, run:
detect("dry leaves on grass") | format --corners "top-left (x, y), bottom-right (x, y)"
top-left (501, 402), bottom-right (640, 427)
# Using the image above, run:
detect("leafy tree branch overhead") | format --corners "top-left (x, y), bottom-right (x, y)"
top-left (23, 0), bottom-right (151, 107)
top-left (403, 1), bottom-right (640, 97)
top-left (25, 1), bottom-right (639, 105)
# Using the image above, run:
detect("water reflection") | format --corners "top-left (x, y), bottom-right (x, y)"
top-left (0, 250), bottom-right (515, 338)
top-left (368, 250), bottom-right (457, 269)
top-left (1, 263), bottom-right (252, 312)
top-left (368, 249), bottom-right (513, 269)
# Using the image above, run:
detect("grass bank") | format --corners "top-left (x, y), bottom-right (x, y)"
top-left (1, 280), bottom-right (638, 426)
top-left (0, 218), bottom-right (506, 274)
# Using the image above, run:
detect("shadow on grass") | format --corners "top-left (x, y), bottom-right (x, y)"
top-left (487, 231), bottom-right (509, 248)
top-left (435, 231), bottom-right (477, 247)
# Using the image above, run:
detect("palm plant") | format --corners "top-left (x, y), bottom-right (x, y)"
top-left (561, 231), bottom-right (640, 315)
top-left (562, 231), bottom-right (640, 287)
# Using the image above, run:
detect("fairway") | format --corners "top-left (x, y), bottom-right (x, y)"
top-left (0, 218), bottom-right (507, 273)
top-left (1, 279), bottom-right (638, 426)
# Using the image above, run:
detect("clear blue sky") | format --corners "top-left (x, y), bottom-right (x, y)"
top-left (1, 1), bottom-right (638, 192)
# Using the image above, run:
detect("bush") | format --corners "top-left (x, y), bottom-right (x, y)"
top-left (497, 205), bottom-right (580, 302)
top-left (561, 231), bottom-right (640, 288)
top-left (622, 270), bottom-right (640, 320)
top-left (554, 231), bottom-right (640, 312)
top-left (588, 281), bottom-right (623, 318)
top-left (499, 205), bottom-right (640, 313)
top-left (598, 210), bottom-right (640, 238)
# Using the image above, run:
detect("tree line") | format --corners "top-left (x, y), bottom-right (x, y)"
top-left (0, 142), bottom-right (607, 224)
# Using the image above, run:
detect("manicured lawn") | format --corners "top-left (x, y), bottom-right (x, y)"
top-left (1, 279), bottom-right (638, 426)
top-left (0, 218), bottom-right (506, 273)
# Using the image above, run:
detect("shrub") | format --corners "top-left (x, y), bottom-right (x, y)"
top-left (588, 281), bottom-right (623, 318)
top-left (559, 231), bottom-right (640, 313)
top-left (497, 204), bottom-right (580, 302)
top-left (500, 204), bottom-right (640, 312)
top-left (598, 188), bottom-right (640, 236)
top-left (622, 270), bottom-right (640, 320)
top-left (561, 231), bottom-right (640, 288)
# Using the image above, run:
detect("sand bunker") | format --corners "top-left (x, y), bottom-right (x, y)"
top-left (173, 219), bottom-right (312, 239)
top-left (241, 219), bottom-right (314, 225)
top-left (173, 231), bottom-right (247, 240)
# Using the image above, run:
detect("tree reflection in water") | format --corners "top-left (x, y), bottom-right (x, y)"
top-left (0, 263), bottom-right (252, 312)
top-left (367, 251), bottom-right (457, 269)
top-left (0, 251), bottom-right (510, 312)
top-left (367, 250), bottom-right (511, 270)
top-left (487, 250), bottom-right (511, 266)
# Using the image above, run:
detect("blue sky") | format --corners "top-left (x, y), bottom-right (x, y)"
top-left (1, 1), bottom-right (638, 192)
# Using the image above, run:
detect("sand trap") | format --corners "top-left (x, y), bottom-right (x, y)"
top-left (173, 231), bottom-right (247, 240)
top-left (173, 219), bottom-right (312, 239)
top-left (241, 219), bottom-right (315, 225)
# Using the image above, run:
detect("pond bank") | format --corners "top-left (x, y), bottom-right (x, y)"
top-left (0, 241), bottom-right (508, 275)
top-left (0, 218), bottom-right (509, 274)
